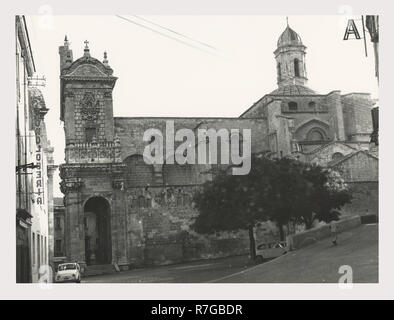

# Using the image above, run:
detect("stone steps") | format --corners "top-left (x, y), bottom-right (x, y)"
top-left (83, 264), bottom-right (116, 277)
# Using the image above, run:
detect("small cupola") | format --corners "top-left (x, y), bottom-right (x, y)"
top-left (274, 19), bottom-right (308, 88)
top-left (277, 25), bottom-right (303, 48)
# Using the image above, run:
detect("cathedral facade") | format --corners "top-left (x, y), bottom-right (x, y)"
top-left (58, 25), bottom-right (377, 270)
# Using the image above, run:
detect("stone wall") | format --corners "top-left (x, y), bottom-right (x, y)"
top-left (341, 182), bottom-right (379, 216)
top-left (125, 185), bottom-right (252, 266)
top-left (308, 142), bottom-right (357, 165)
top-left (333, 151), bottom-right (378, 182)
top-left (341, 93), bottom-right (374, 142)
top-left (114, 117), bottom-right (268, 160)
top-left (330, 151), bottom-right (378, 216)
top-left (287, 215), bottom-right (361, 250)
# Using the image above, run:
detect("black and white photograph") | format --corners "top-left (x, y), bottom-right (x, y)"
top-left (14, 12), bottom-right (380, 286)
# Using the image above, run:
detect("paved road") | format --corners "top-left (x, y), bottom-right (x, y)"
top-left (214, 224), bottom-right (378, 283)
top-left (82, 224), bottom-right (378, 283)
top-left (82, 254), bottom-right (254, 283)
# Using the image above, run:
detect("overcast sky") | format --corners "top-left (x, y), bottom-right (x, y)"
top-left (26, 15), bottom-right (379, 196)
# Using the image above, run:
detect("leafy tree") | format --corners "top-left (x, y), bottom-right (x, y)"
top-left (192, 155), bottom-right (274, 260)
top-left (299, 166), bottom-right (352, 228)
top-left (263, 157), bottom-right (308, 239)
top-left (264, 158), bottom-right (352, 231)
top-left (192, 154), bottom-right (352, 260)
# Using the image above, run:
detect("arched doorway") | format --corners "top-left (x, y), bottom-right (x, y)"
top-left (84, 197), bottom-right (112, 265)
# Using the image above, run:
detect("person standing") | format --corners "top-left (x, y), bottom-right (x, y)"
top-left (330, 221), bottom-right (338, 246)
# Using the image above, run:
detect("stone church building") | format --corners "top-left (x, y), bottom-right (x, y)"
top-left (58, 25), bottom-right (378, 270)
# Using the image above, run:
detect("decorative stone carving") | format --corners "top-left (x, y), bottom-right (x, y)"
top-left (60, 178), bottom-right (84, 194)
top-left (112, 180), bottom-right (125, 190)
top-left (80, 92), bottom-right (100, 121)
top-left (65, 90), bottom-right (75, 98)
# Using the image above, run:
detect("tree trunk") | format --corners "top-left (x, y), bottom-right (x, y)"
top-left (278, 223), bottom-right (285, 241)
top-left (305, 217), bottom-right (313, 230)
top-left (248, 225), bottom-right (256, 261)
top-left (304, 212), bottom-right (316, 230)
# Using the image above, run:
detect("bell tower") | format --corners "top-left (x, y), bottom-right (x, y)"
top-left (59, 38), bottom-right (117, 156)
top-left (58, 38), bottom-right (127, 267)
top-left (274, 21), bottom-right (308, 87)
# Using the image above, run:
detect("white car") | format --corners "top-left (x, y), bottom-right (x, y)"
top-left (55, 263), bottom-right (81, 283)
top-left (255, 241), bottom-right (288, 263)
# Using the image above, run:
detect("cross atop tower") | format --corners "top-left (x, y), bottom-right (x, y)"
top-left (83, 40), bottom-right (90, 57)
top-left (64, 35), bottom-right (69, 47)
top-left (103, 51), bottom-right (109, 66)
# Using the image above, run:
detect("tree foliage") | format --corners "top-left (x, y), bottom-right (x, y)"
top-left (192, 154), bottom-right (352, 259)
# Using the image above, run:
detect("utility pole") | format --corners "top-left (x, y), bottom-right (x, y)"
top-left (364, 16), bottom-right (379, 148)
top-left (365, 15), bottom-right (379, 83)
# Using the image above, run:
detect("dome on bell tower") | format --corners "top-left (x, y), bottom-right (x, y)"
top-left (277, 25), bottom-right (303, 48)
top-left (274, 21), bottom-right (309, 88)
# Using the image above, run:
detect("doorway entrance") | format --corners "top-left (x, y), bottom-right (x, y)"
top-left (83, 197), bottom-right (112, 265)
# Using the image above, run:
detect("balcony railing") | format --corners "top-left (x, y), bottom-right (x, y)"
top-left (65, 141), bottom-right (122, 164)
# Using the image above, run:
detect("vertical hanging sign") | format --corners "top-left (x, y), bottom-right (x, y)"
top-left (34, 112), bottom-right (44, 205)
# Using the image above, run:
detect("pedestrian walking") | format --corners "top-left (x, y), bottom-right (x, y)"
top-left (330, 221), bottom-right (338, 246)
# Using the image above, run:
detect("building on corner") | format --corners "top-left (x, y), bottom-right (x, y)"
top-left (16, 16), bottom-right (56, 282)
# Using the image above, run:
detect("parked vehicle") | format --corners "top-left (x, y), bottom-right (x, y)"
top-left (255, 241), bottom-right (288, 263)
top-left (55, 262), bottom-right (81, 283)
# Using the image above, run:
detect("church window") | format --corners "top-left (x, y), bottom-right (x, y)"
top-left (294, 58), bottom-right (300, 77)
top-left (183, 193), bottom-right (191, 206)
top-left (55, 240), bottom-right (62, 256)
top-left (307, 128), bottom-right (325, 141)
top-left (137, 196), bottom-right (146, 208)
top-left (176, 193), bottom-right (183, 206)
top-left (288, 101), bottom-right (298, 111)
top-left (85, 127), bottom-right (96, 143)
top-left (332, 152), bottom-right (344, 161)
top-left (55, 217), bottom-right (61, 230)
top-left (308, 101), bottom-right (316, 109)
top-left (277, 63), bottom-right (281, 81)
